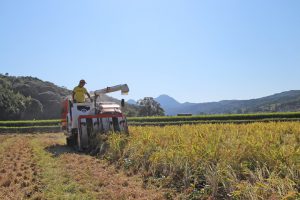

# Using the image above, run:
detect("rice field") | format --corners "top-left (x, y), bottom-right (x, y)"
top-left (106, 122), bottom-right (300, 199)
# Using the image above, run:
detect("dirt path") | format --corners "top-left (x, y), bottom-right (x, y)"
top-left (0, 135), bottom-right (42, 200)
top-left (0, 133), bottom-right (171, 200)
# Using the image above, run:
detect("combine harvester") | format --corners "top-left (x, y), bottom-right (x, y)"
top-left (61, 84), bottom-right (129, 151)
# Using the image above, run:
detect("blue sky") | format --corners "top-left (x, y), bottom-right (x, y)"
top-left (1, 0), bottom-right (299, 103)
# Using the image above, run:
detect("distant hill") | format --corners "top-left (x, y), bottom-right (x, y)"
top-left (0, 75), bottom-right (139, 120)
top-left (155, 94), bottom-right (181, 108)
top-left (155, 91), bottom-right (300, 115)
top-left (127, 99), bottom-right (137, 105)
top-left (154, 95), bottom-right (181, 115)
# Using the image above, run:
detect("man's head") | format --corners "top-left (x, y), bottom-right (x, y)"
top-left (79, 79), bottom-right (86, 87)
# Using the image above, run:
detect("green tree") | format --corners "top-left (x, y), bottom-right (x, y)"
top-left (21, 98), bottom-right (43, 119)
top-left (0, 86), bottom-right (29, 120)
top-left (137, 97), bottom-right (165, 116)
top-left (122, 103), bottom-right (139, 117)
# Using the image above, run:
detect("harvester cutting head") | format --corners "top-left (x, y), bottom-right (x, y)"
top-left (61, 84), bottom-right (129, 151)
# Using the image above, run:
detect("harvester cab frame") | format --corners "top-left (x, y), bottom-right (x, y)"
top-left (61, 84), bottom-right (129, 151)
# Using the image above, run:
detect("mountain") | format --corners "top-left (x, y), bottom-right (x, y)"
top-left (154, 95), bottom-right (181, 115)
top-left (155, 91), bottom-right (300, 115)
top-left (127, 99), bottom-right (137, 105)
top-left (0, 75), bottom-right (139, 120)
top-left (155, 94), bottom-right (181, 108)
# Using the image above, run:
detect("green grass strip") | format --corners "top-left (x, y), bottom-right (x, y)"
top-left (128, 112), bottom-right (300, 122)
top-left (0, 120), bottom-right (60, 127)
top-left (0, 125), bottom-right (60, 129)
top-left (0, 126), bottom-right (61, 133)
top-left (0, 119), bottom-right (60, 124)
top-left (30, 136), bottom-right (95, 200)
top-left (128, 118), bottom-right (300, 126)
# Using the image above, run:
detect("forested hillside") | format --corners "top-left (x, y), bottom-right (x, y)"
top-left (0, 74), bottom-right (70, 120)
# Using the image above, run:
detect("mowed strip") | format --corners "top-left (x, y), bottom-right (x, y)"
top-left (35, 133), bottom-right (167, 200)
top-left (30, 133), bottom-right (95, 200)
top-left (0, 135), bottom-right (42, 200)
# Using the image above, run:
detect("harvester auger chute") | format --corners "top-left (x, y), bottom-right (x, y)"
top-left (61, 84), bottom-right (129, 151)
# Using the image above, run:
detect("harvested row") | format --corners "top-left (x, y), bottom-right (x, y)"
top-left (0, 135), bottom-right (13, 145)
top-left (0, 136), bottom-right (42, 200)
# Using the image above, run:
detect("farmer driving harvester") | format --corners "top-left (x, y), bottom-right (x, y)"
top-left (72, 79), bottom-right (92, 103)
top-left (62, 81), bottom-right (129, 150)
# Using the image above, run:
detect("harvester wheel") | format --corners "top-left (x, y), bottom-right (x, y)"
top-left (66, 136), bottom-right (73, 146)
top-left (66, 129), bottom-right (79, 147)
top-left (72, 128), bottom-right (78, 146)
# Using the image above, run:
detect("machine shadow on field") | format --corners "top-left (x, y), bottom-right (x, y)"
top-left (45, 144), bottom-right (79, 157)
